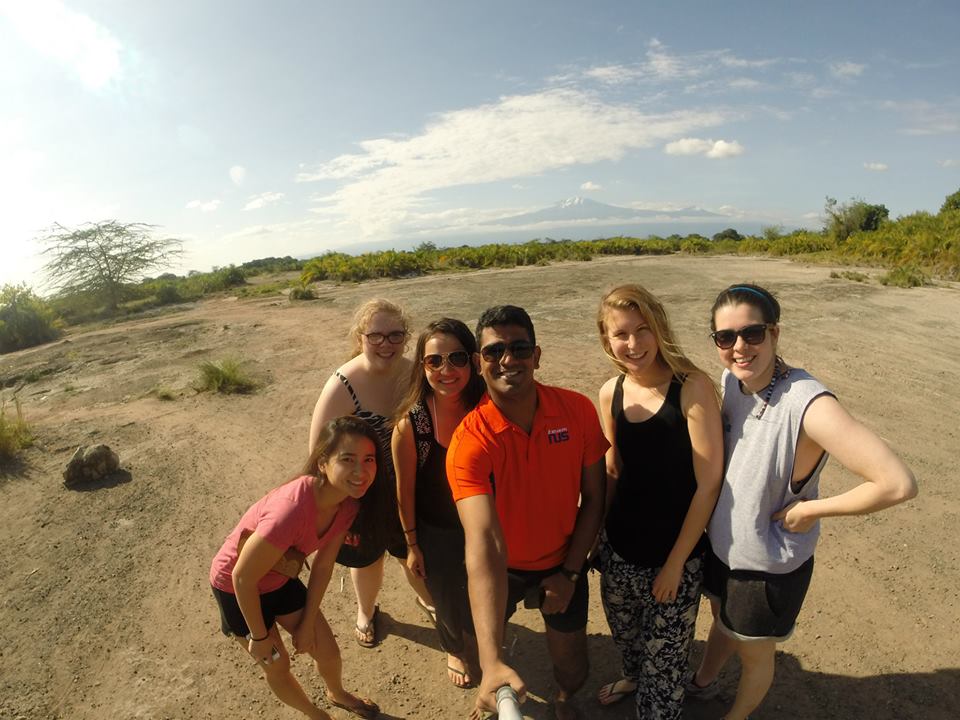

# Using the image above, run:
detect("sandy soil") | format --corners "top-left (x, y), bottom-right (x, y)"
top-left (1, 255), bottom-right (957, 720)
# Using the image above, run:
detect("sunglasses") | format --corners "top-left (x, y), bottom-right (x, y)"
top-left (363, 330), bottom-right (407, 346)
top-left (423, 351), bottom-right (470, 370)
top-left (479, 340), bottom-right (536, 362)
top-left (710, 323), bottom-right (771, 350)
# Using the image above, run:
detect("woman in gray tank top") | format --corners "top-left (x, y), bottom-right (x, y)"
top-left (688, 283), bottom-right (918, 720)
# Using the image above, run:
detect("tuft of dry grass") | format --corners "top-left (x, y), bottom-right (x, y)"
top-left (195, 358), bottom-right (258, 394)
top-left (0, 398), bottom-right (33, 462)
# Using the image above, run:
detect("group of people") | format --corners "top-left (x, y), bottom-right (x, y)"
top-left (209, 283), bottom-right (917, 720)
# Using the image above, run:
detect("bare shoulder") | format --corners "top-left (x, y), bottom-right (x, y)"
top-left (680, 371), bottom-right (717, 405)
top-left (598, 376), bottom-right (619, 404)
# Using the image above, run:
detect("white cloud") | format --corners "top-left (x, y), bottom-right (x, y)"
top-left (580, 181), bottom-right (602, 191)
top-left (297, 88), bottom-right (726, 236)
top-left (717, 53), bottom-right (779, 69)
top-left (186, 199), bottom-right (221, 212)
top-left (1, 0), bottom-right (122, 89)
top-left (830, 61), bottom-right (866, 78)
top-left (243, 192), bottom-right (285, 211)
top-left (883, 100), bottom-right (960, 136)
top-left (584, 65), bottom-right (640, 85)
top-left (664, 137), bottom-right (744, 159)
top-left (229, 165), bottom-right (247, 185)
top-left (707, 140), bottom-right (745, 158)
top-left (938, 159), bottom-right (958, 168)
top-left (728, 77), bottom-right (762, 90)
top-left (863, 162), bottom-right (888, 172)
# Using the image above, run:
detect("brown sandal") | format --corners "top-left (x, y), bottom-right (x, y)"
top-left (354, 606), bottom-right (379, 648)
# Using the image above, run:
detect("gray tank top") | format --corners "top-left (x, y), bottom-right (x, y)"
top-left (708, 367), bottom-right (834, 573)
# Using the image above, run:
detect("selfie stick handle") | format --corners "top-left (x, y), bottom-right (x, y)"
top-left (496, 686), bottom-right (523, 720)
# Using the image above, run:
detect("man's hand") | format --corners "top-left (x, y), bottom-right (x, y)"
top-left (475, 660), bottom-right (526, 713)
top-left (540, 572), bottom-right (575, 615)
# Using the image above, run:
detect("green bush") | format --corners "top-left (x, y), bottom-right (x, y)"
top-left (196, 358), bottom-right (258, 394)
top-left (289, 285), bottom-right (316, 301)
top-left (0, 285), bottom-right (62, 354)
top-left (680, 237), bottom-right (711, 254)
top-left (0, 398), bottom-right (33, 462)
top-left (879, 265), bottom-right (928, 288)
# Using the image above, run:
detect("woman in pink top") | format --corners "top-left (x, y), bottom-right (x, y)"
top-left (210, 416), bottom-right (382, 720)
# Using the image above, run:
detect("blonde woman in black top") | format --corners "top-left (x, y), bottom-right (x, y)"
top-left (594, 284), bottom-right (723, 720)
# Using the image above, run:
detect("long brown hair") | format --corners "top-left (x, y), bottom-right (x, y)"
top-left (303, 415), bottom-right (387, 545)
top-left (395, 318), bottom-right (486, 422)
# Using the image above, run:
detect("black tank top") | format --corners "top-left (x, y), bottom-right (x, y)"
top-left (409, 400), bottom-right (460, 529)
top-left (604, 374), bottom-right (706, 567)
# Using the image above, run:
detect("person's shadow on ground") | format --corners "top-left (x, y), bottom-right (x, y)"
top-left (387, 617), bottom-right (958, 720)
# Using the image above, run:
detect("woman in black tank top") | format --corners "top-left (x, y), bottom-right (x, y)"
top-left (593, 284), bottom-right (724, 720)
top-left (392, 318), bottom-right (485, 688)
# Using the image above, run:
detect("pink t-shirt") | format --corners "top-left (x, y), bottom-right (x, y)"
top-left (209, 475), bottom-right (359, 594)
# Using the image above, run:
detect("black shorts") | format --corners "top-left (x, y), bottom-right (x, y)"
top-left (336, 530), bottom-right (407, 568)
top-left (212, 579), bottom-right (307, 637)
top-left (703, 548), bottom-right (814, 641)
top-left (506, 564), bottom-right (589, 633)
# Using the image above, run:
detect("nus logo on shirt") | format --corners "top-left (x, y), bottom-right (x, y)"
top-left (547, 427), bottom-right (570, 444)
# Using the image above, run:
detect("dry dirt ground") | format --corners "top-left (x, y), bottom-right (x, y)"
top-left (1, 255), bottom-right (957, 720)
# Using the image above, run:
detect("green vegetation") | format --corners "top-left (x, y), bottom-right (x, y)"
top-left (0, 284), bottom-right (62, 354)
top-left (0, 399), bottom-right (33, 462)
top-left (880, 265), bottom-right (928, 288)
top-left (288, 285), bottom-right (316, 300)
top-left (39, 221), bottom-right (183, 315)
top-left (195, 358), bottom-right (258, 394)
top-left (151, 386), bottom-right (176, 401)
top-left (25, 188), bottom-right (960, 337)
top-left (830, 270), bottom-right (870, 282)
top-left (825, 197), bottom-right (890, 242)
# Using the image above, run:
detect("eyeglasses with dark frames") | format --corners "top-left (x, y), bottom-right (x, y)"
top-left (479, 340), bottom-right (536, 362)
top-left (363, 330), bottom-right (408, 346)
top-left (710, 323), bottom-right (771, 350)
top-left (422, 351), bottom-right (471, 370)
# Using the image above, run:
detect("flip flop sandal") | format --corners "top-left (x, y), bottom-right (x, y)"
top-left (354, 606), bottom-right (379, 648)
top-left (328, 695), bottom-right (380, 719)
top-left (447, 664), bottom-right (474, 689)
top-left (596, 678), bottom-right (637, 706)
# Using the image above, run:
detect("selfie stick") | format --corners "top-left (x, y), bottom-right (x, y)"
top-left (496, 686), bottom-right (523, 720)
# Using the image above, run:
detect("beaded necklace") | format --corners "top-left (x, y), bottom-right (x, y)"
top-left (753, 356), bottom-right (786, 420)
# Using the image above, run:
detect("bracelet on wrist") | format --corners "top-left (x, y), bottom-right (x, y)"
top-left (249, 633), bottom-right (269, 642)
top-left (403, 527), bottom-right (417, 535)
top-left (407, 541), bottom-right (418, 547)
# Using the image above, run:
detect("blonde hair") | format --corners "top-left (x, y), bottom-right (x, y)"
top-left (597, 284), bottom-right (715, 392)
top-left (348, 298), bottom-right (410, 357)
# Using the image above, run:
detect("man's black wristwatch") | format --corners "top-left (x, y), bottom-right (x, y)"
top-left (560, 566), bottom-right (580, 583)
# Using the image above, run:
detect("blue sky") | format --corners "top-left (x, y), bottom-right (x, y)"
top-left (2, 0), bottom-right (958, 288)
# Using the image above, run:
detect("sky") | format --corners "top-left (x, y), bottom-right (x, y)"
top-left (2, 0), bottom-right (958, 288)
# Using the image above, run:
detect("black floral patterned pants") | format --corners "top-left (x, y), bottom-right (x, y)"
top-left (599, 538), bottom-right (703, 720)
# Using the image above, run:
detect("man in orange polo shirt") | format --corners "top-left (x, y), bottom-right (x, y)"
top-left (447, 305), bottom-right (607, 720)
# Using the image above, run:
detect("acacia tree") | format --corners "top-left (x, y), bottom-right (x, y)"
top-left (38, 221), bottom-right (182, 314)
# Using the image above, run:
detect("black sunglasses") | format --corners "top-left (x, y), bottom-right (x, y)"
top-left (710, 323), bottom-right (771, 350)
top-left (479, 340), bottom-right (536, 362)
top-left (363, 330), bottom-right (407, 346)
top-left (422, 351), bottom-right (470, 370)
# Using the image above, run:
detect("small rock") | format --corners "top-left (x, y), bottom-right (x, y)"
top-left (63, 444), bottom-right (121, 487)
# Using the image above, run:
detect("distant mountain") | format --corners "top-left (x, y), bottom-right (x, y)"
top-left (486, 196), bottom-right (722, 227)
